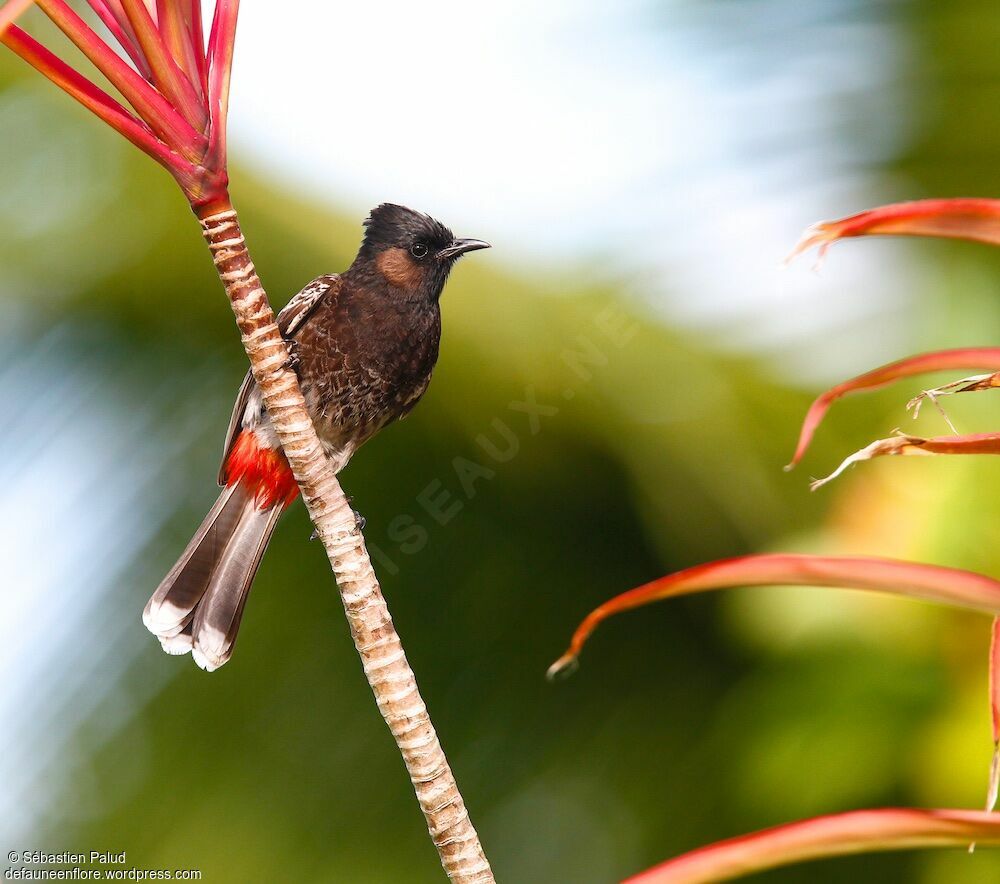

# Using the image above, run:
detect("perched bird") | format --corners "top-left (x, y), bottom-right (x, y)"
top-left (143, 204), bottom-right (489, 671)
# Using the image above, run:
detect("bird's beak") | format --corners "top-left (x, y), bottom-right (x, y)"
top-left (439, 238), bottom-right (491, 260)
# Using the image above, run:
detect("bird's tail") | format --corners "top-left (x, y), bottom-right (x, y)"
top-left (144, 431), bottom-right (297, 671)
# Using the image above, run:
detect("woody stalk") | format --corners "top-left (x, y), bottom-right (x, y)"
top-left (0, 1), bottom-right (493, 880)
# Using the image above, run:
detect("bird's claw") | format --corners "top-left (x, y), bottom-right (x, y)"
top-left (310, 506), bottom-right (364, 538)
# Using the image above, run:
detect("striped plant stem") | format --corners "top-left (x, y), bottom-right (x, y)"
top-left (199, 199), bottom-right (494, 884)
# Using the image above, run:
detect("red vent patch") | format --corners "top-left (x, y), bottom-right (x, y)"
top-left (224, 430), bottom-right (299, 509)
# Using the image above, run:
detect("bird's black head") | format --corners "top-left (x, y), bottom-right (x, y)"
top-left (352, 203), bottom-right (489, 299)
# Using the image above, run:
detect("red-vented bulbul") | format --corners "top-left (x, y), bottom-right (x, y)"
top-left (143, 204), bottom-right (489, 671)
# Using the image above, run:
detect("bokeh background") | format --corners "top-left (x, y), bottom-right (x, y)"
top-left (4, 1), bottom-right (1000, 881)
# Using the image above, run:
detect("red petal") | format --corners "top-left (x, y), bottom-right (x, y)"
top-left (119, 0), bottom-right (207, 131)
top-left (205, 0), bottom-right (238, 170)
top-left (37, 0), bottom-right (203, 153)
top-left (156, 0), bottom-right (203, 97)
top-left (1, 24), bottom-right (190, 177)
top-left (85, 0), bottom-right (152, 78)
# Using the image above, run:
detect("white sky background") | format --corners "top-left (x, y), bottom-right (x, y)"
top-left (231, 0), bottom-right (919, 383)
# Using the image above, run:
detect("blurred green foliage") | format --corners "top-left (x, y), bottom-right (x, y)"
top-left (6, 2), bottom-right (1000, 882)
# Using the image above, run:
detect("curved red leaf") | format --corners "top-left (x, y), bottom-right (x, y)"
top-left (787, 348), bottom-right (1000, 470)
top-left (786, 198), bottom-right (1000, 266)
top-left (548, 554), bottom-right (1000, 678)
top-left (627, 808), bottom-right (1000, 884)
top-left (811, 432), bottom-right (1000, 490)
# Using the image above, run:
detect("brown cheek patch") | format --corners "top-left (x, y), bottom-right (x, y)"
top-left (376, 247), bottom-right (423, 289)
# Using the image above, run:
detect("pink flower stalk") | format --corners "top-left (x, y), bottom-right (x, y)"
top-left (1, 0), bottom-right (235, 213)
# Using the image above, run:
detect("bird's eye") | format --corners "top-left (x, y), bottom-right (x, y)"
top-left (410, 242), bottom-right (429, 259)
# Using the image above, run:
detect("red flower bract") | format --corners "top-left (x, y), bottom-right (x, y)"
top-left (1, 0), bottom-right (237, 209)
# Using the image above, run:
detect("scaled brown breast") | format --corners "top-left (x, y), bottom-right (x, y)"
top-left (293, 272), bottom-right (441, 455)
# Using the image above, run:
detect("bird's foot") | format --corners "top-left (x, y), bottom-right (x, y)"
top-left (310, 500), bottom-right (365, 536)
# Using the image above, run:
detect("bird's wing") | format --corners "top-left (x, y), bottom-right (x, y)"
top-left (277, 273), bottom-right (339, 337)
top-left (217, 275), bottom-right (340, 485)
top-left (217, 371), bottom-right (256, 486)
